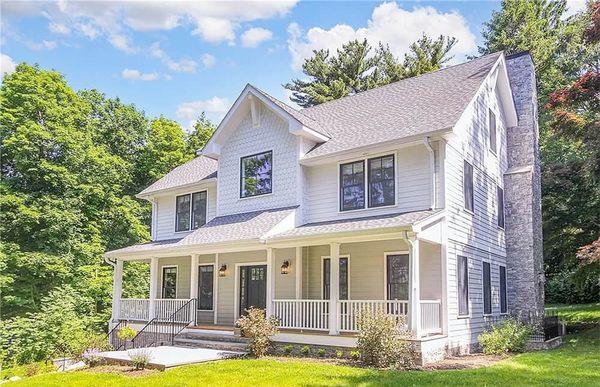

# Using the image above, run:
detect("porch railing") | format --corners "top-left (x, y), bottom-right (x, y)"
top-left (120, 298), bottom-right (149, 321)
top-left (155, 299), bottom-right (191, 322)
top-left (420, 299), bottom-right (442, 334)
top-left (272, 299), bottom-right (329, 331)
top-left (338, 300), bottom-right (409, 332)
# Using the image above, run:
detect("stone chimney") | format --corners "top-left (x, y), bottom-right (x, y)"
top-left (504, 52), bottom-right (545, 323)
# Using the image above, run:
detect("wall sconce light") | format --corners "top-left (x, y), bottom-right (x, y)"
top-left (280, 260), bottom-right (290, 275)
top-left (219, 264), bottom-right (228, 277)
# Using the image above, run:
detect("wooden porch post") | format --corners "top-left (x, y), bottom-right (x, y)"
top-left (266, 248), bottom-right (274, 317)
top-left (111, 259), bottom-right (124, 321)
top-left (295, 246), bottom-right (303, 299)
top-left (408, 237), bottom-right (422, 338)
top-left (149, 257), bottom-right (159, 319)
top-left (329, 242), bottom-right (340, 335)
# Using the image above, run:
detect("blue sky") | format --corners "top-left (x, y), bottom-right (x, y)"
top-left (0, 1), bottom-right (586, 130)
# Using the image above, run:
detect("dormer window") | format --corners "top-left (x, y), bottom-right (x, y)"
top-left (175, 191), bottom-right (207, 232)
top-left (240, 151), bottom-right (273, 198)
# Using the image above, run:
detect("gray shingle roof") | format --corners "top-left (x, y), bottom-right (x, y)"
top-left (300, 52), bottom-right (502, 160)
top-left (138, 155), bottom-right (217, 197)
top-left (105, 238), bottom-right (182, 256)
top-left (264, 210), bottom-right (440, 241)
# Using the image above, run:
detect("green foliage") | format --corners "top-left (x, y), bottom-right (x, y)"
top-left (545, 270), bottom-right (599, 305)
top-left (117, 326), bottom-right (138, 341)
top-left (335, 350), bottom-right (344, 359)
top-left (356, 311), bottom-right (413, 369)
top-left (283, 345), bottom-right (294, 355)
top-left (128, 349), bottom-right (152, 370)
top-left (285, 35), bottom-right (456, 108)
top-left (546, 303), bottom-right (600, 324)
top-left (186, 112), bottom-right (216, 154)
top-left (235, 307), bottom-right (279, 358)
top-left (349, 350), bottom-right (361, 361)
top-left (300, 346), bottom-right (310, 356)
top-left (317, 348), bottom-right (326, 357)
top-left (478, 318), bottom-right (534, 355)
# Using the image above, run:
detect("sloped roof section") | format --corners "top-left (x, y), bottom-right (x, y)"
top-left (300, 52), bottom-right (503, 160)
top-left (265, 210), bottom-right (440, 241)
top-left (104, 238), bottom-right (182, 257)
top-left (138, 155), bottom-right (217, 197)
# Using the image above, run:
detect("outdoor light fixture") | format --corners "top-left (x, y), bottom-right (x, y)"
top-left (219, 264), bottom-right (227, 277)
top-left (280, 260), bottom-right (290, 275)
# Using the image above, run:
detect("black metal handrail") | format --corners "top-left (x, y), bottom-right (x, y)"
top-left (106, 320), bottom-right (129, 350)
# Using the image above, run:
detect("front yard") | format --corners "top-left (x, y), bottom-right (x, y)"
top-left (545, 303), bottom-right (600, 324)
top-left (10, 326), bottom-right (599, 386)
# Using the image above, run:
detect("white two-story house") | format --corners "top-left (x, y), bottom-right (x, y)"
top-left (105, 51), bottom-right (544, 363)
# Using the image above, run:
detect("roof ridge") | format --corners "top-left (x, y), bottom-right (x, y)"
top-left (302, 51), bottom-right (504, 113)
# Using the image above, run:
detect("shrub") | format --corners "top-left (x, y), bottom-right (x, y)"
top-left (478, 318), bottom-right (534, 355)
top-left (317, 348), bottom-right (326, 357)
top-left (128, 349), bottom-right (152, 370)
top-left (81, 348), bottom-right (104, 367)
top-left (356, 310), bottom-right (413, 369)
top-left (117, 326), bottom-right (137, 341)
top-left (283, 345), bottom-right (294, 355)
top-left (335, 350), bottom-right (344, 359)
top-left (300, 346), bottom-right (310, 356)
top-left (24, 363), bottom-right (39, 377)
top-left (349, 351), bottom-right (361, 361)
top-left (235, 307), bottom-right (278, 358)
top-left (546, 270), bottom-right (599, 304)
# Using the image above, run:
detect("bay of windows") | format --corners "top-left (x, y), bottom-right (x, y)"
top-left (340, 154), bottom-right (395, 212)
top-left (176, 191), bottom-right (207, 232)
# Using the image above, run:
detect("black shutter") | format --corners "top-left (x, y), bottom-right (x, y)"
top-left (500, 266), bottom-right (507, 313)
top-left (483, 262), bottom-right (492, 315)
top-left (497, 186), bottom-right (505, 228)
top-left (457, 256), bottom-right (469, 316)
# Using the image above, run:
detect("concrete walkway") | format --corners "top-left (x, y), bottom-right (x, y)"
top-left (99, 346), bottom-right (245, 370)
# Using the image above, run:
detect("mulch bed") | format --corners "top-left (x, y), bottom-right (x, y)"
top-left (79, 365), bottom-right (159, 377)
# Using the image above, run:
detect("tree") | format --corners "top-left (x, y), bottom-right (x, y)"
top-left (285, 35), bottom-right (456, 108)
top-left (186, 112), bottom-right (216, 154)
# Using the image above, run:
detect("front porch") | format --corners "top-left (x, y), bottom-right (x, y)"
top-left (111, 237), bottom-right (446, 340)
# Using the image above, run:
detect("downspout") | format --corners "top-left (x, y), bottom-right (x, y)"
top-left (104, 256), bottom-right (116, 267)
top-left (424, 137), bottom-right (437, 210)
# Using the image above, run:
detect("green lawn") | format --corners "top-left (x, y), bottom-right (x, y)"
top-left (546, 303), bottom-right (600, 324)
top-left (12, 327), bottom-right (600, 386)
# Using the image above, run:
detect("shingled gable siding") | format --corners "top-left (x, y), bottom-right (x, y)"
top-left (216, 106), bottom-right (300, 216)
top-left (444, 68), bottom-right (510, 352)
top-left (153, 185), bottom-right (217, 241)
top-left (305, 143), bottom-right (437, 224)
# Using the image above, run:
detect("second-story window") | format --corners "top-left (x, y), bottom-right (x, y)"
top-left (340, 160), bottom-right (365, 211)
top-left (497, 186), bottom-right (505, 228)
top-left (368, 155), bottom-right (395, 207)
top-left (240, 151), bottom-right (273, 198)
top-left (489, 108), bottom-right (497, 154)
top-left (463, 160), bottom-right (474, 212)
top-left (176, 191), bottom-right (207, 232)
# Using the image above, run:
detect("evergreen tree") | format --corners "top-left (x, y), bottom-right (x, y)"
top-left (186, 112), bottom-right (216, 154)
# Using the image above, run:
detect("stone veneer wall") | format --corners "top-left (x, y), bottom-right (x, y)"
top-left (504, 52), bottom-right (545, 323)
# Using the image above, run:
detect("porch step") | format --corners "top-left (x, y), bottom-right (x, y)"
top-left (178, 331), bottom-right (249, 344)
top-left (173, 337), bottom-right (248, 352)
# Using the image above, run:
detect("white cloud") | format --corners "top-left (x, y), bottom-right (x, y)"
top-left (109, 34), bottom-right (138, 53)
top-left (150, 42), bottom-right (198, 73)
top-left (48, 22), bottom-right (70, 35)
top-left (176, 96), bottom-right (231, 123)
top-left (121, 68), bottom-right (159, 81)
top-left (241, 27), bottom-right (273, 47)
top-left (287, 2), bottom-right (477, 70)
top-left (26, 40), bottom-right (57, 51)
top-left (1, 54), bottom-right (17, 78)
top-left (564, 0), bottom-right (587, 18)
top-left (192, 16), bottom-right (236, 44)
top-left (202, 53), bottom-right (216, 68)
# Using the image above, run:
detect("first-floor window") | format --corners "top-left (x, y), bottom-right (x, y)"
top-left (323, 257), bottom-right (349, 300)
top-left (162, 267), bottom-right (177, 299)
top-left (483, 261), bottom-right (492, 315)
top-left (386, 254), bottom-right (409, 300)
top-left (457, 255), bottom-right (469, 316)
top-left (198, 265), bottom-right (214, 310)
top-left (499, 265), bottom-right (507, 314)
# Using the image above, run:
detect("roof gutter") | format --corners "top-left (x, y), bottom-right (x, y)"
top-left (423, 137), bottom-right (437, 210)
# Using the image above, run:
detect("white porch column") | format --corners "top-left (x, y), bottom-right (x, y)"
top-left (266, 248), bottom-right (274, 317)
top-left (190, 254), bottom-right (199, 299)
top-left (295, 246), bottom-right (303, 299)
top-left (149, 257), bottom-right (159, 319)
top-left (214, 253), bottom-right (219, 324)
top-left (111, 259), bottom-right (124, 321)
top-left (408, 237), bottom-right (422, 338)
top-left (329, 242), bottom-right (340, 335)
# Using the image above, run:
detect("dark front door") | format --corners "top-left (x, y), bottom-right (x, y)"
top-left (239, 265), bottom-right (267, 316)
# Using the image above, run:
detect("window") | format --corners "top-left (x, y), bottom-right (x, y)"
top-left (483, 261), bottom-right (492, 315)
top-left (340, 160), bottom-right (365, 211)
top-left (162, 267), bottom-right (177, 299)
top-left (457, 255), bottom-right (469, 316)
top-left (368, 155), bottom-right (395, 207)
top-left (497, 186), bottom-right (505, 228)
top-left (386, 254), bottom-right (409, 300)
top-left (322, 257), bottom-right (349, 300)
top-left (198, 265), bottom-right (214, 310)
top-left (240, 151), bottom-right (272, 198)
top-left (175, 191), bottom-right (207, 232)
top-left (463, 161), bottom-right (474, 212)
top-left (489, 108), bottom-right (497, 154)
top-left (499, 265), bottom-right (507, 314)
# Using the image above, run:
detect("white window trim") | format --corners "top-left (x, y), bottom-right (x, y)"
top-left (482, 260), bottom-right (493, 317)
top-left (337, 151), bottom-right (398, 213)
top-left (197, 263), bottom-right (216, 312)
top-left (382, 251), bottom-right (410, 301)
top-left (160, 264), bottom-right (178, 299)
top-left (174, 190), bottom-right (209, 234)
top-left (320, 255), bottom-right (351, 300)
top-left (457, 255), bottom-right (470, 318)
